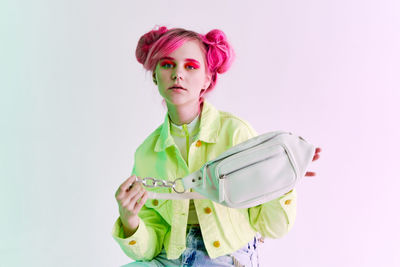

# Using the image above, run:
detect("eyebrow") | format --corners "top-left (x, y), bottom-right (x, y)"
top-left (160, 56), bottom-right (200, 64)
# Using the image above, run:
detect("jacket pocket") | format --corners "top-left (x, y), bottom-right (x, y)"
top-left (144, 187), bottom-right (172, 224)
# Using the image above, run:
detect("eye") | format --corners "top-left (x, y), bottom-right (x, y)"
top-left (185, 63), bottom-right (199, 70)
top-left (160, 60), bottom-right (175, 69)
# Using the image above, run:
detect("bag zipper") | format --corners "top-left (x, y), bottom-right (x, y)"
top-left (209, 132), bottom-right (287, 168)
top-left (218, 143), bottom-right (297, 179)
top-left (220, 153), bottom-right (279, 178)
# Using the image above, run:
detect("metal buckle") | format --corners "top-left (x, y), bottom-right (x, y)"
top-left (172, 178), bottom-right (186, 194)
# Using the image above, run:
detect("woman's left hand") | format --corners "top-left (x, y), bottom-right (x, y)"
top-left (305, 147), bottom-right (321, 177)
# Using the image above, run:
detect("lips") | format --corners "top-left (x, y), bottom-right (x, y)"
top-left (169, 84), bottom-right (186, 90)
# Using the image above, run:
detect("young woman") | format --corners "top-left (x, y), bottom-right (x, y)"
top-left (112, 26), bottom-right (321, 267)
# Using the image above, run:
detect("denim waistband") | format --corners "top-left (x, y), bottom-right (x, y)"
top-left (183, 226), bottom-right (260, 266)
top-left (185, 226), bottom-right (258, 250)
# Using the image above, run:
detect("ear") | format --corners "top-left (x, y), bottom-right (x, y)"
top-left (203, 72), bottom-right (212, 89)
top-left (152, 72), bottom-right (157, 85)
top-left (199, 88), bottom-right (207, 98)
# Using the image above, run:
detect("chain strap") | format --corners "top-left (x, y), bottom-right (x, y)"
top-left (132, 177), bottom-right (185, 194)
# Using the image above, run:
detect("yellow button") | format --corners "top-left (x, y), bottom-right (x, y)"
top-left (213, 241), bottom-right (220, 248)
top-left (129, 240), bottom-right (136, 245)
top-left (195, 140), bottom-right (202, 147)
top-left (152, 199), bottom-right (159, 206)
top-left (204, 207), bottom-right (212, 214)
top-left (284, 199), bottom-right (292, 205)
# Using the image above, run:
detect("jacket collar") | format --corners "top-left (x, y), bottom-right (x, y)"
top-left (154, 100), bottom-right (220, 152)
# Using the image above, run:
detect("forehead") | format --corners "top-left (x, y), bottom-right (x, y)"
top-left (166, 40), bottom-right (206, 63)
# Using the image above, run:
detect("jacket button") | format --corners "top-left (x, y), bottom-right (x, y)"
top-left (284, 199), bottom-right (292, 205)
top-left (152, 199), bottom-right (159, 206)
top-left (204, 207), bottom-right (212, 214)
top-left (195, 140), bottom-right (202, 147)
top-left (129, 240), bottom-right (137, 245)
top-left (213, 241), bottom-right (220, 247)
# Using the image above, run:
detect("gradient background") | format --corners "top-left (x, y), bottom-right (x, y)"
top-left (1, 0), bottom-right (399, 266)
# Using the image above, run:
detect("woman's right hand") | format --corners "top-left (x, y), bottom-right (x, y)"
top-left (115, 175), bottom-right (148, 236)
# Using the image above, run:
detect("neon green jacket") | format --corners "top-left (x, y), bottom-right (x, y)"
top-left (112, 100), bottom-right (297, 260)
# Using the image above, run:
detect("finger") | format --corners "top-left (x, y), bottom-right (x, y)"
top-left (115, 175), bottom-right (136, 201)
top-left (316, 147), bottom-right (321, 153)
top-left (312, 153), bottom-right (320, 161)
top-left (122, 184), bottom-right (143, 207)
top-left (120, 175), bottom-right (138, 192)
top-left (133, 191), bottom-right (148, 215)
top-left (127, 183), bottom-right (135, 191)
top-left (305, 171), bottom-right (316, 176)
top-left (128, 187), bottom-right (146, 212)
top-left (284, 189), bottom-right (293, 195)
top-left (115, 186), bottom-right (129, 201)
top-left (126, 182), bottom-right (144, 200)
top-left (127, 180), bottom-right (142, 191)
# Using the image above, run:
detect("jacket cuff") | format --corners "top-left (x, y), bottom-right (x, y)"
top-left (278, 189), bottom-right (297, 229)
top-left (111, 217), bottom-right (152, 261)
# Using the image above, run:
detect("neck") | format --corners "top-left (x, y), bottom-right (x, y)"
top-left (167, 100), bottom-right (203, 126)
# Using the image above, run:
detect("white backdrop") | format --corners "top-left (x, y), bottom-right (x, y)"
top-left (1, 0), bottom-right (400, 266)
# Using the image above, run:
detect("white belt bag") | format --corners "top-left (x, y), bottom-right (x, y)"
top-left (140, 131), bottom-right (315, 209)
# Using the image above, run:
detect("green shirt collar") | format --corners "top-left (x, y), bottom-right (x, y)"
top-left (154, 100), bottom-right (221, 152)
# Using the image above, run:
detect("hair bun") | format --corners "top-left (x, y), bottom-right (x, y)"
top-left (203, 29), bottom-right (234, 74)
top-left (205, 29), bottom-right (226, 46)
top-left (135, 26), bottom-right (169, 65)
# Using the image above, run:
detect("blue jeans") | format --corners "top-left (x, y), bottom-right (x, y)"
top-left (122, 226), bottom-right (260, 267)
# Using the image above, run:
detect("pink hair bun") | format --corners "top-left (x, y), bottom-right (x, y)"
top-left (202, 29), bottom-right (235, 74)
top-left (135, 26), bottom-right (169, 65)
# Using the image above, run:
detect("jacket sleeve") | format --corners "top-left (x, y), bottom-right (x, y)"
top-left (111, 152), bottom-right (170, 261)
top-left (232, 123), bottom-right (297, 239)
top-left (111, 208), bottom-right (169, 261)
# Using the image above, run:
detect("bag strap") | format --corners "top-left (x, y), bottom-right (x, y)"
top-left (147, 191), bottom-right (205, 200)
top-left (138, 170), bottom-right (207, 200)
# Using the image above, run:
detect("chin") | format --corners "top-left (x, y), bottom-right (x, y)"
top-left (165, 97), bottom-right (196, 106)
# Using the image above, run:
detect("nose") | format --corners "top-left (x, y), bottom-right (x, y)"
top-left (171, 72), bottom-right (183, 81)
top-left (171, 66), bottom-right (184, 81)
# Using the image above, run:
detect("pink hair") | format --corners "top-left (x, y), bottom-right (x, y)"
top-left (135, 26), bottom-right (235, 102)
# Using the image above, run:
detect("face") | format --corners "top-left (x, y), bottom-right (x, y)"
top-left (153, 40), bottom-right (211, 107)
